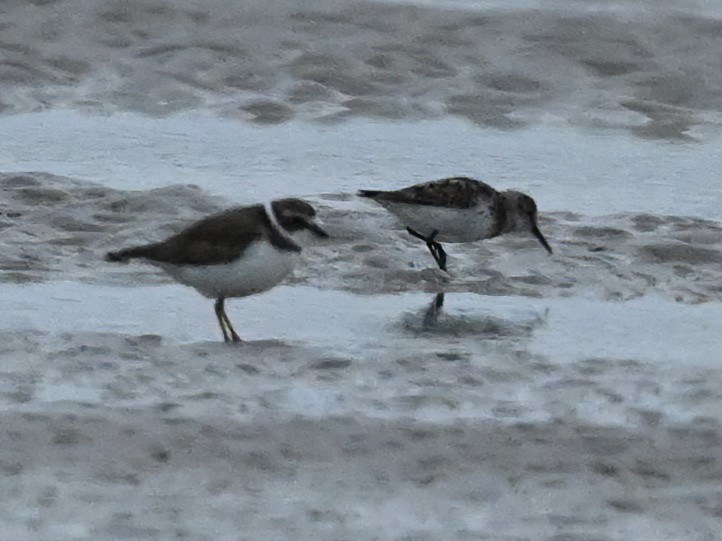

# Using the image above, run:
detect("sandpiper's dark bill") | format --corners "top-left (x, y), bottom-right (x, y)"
top-left (532, 225), bottom-right (553, 254)
top-left (106, 198), bottom-right (327, 343)
top-left (358, 176), bottom-right (552, 271)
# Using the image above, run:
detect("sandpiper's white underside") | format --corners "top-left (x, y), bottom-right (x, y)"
top-left (379, 202), bottom-right (498, 243)
top-left (158, 240), bottom-right (299, 299)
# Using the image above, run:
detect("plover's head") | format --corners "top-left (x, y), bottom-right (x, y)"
top-left (271, 198), bottom-right (329, 238)
top-left (502, 191), bottom-right (552, 254)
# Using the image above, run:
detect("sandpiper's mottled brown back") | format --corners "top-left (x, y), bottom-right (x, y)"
top-left (358, 177), bottom-right (499, 209)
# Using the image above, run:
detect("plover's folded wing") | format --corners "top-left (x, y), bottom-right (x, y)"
top-left (359, 177), bottom-right (498, 209)
top-left (139, 205), bottom-right (298, 266)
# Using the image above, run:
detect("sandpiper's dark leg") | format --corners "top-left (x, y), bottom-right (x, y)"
top-left (423, 292), bottom-right (445, 329)
top-left (214, 298), bottom-right (231, 342)
top-left (406, 226), bottom-right (427, 242)
top-left (406, 227), bottom-right (448, 272)
top-left (430, 241), bottom-right (447, 272)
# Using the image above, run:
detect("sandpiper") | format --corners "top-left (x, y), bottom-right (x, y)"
top-left (106, 198), bottom-right (328, 342)
top-left (358, 176), bottom-right (551, 271)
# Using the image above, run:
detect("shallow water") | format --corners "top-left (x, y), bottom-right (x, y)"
top-left (2, 282), bottom-right (720, 368)
top-left (1, 281), bottom-right (720, 427)
top-left (1, 111), bottom-right (721, 220)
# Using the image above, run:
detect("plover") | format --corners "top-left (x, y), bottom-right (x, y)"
top-left (106, 198), bottom-right (328, 343)
top-left (358, 176), bottom-right (551, 271)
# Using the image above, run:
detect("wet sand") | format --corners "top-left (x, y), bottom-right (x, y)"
top-left (2, 171), bottom-right (721, 303)
top-left (1, 0), bottom-right (722, 138)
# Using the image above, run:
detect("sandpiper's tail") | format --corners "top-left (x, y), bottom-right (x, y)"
top-left (105, 244), bottom-right (156, 263)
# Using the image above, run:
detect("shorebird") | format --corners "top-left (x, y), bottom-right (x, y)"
top-left (358, 176), bottom-right (551, 271)
top-left (106, 198), bottom-right (328, 342)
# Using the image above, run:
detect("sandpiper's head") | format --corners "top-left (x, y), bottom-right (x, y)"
top-left (272, 198), bottom-right (329, 238)
top-left (502, 191), bottom-right (552, 254)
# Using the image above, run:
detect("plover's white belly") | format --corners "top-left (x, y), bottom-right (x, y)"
top-left (385, 203), bottom-right (498, 243)
top-left (159, 241), bottom-right (299, 299)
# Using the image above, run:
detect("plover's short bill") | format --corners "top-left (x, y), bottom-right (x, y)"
top-left (106, 198), bottom-right (328, 343)
top-left (358, 176), bottom-right (551, 271)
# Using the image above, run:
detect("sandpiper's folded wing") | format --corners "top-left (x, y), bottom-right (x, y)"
top-left (359, 177), bottom-right (498, 209)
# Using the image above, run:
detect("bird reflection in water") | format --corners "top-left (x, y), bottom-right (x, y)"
top-left (422, 292), bottom-right (445, 330)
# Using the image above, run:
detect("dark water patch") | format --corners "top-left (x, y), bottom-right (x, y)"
top-left (365, 52), bottom-right (395, 70)
top-left (343, 97), bottom-right (415, 120)
top-left (1, 174), bottom-right (42, 188)
top-left (590, 461), bottom-right (619, 477)
top-left (435, 351), bottom-right (469, 362)
top-left (0, 271), bottom-right (43, 283)
top-left (96, 470), bottom-right (141, 486)
top-left (0, 60), bottom-right (45, 85)
top-left (445, 93), bottom-right (525, 129)
top-left (242, 100), bottom-right (294, 124)
top-left (396, 394), bottom-right (460, 412)
top-left (582, 59), bottom-right (641, 77)
top-left (572, 226), bottom-right (632, 240)
top-left (222, 70), bottom-right (273, 92)
top-left (94, 33), bottom-right (134, 49)
top-left (0, 460), bottom-right (23, 476)
top-left (631, 116), bottom-right (696, 141)
top-left (6, 386), bottom-right (34, 404)
top-left (135, 43), bottom-right (187, 58)
top-left (45, 56), bottom-right (91, 77)
top-left (631, 214), bottom-right (665, 232)
top-left (100, 6), bottom-right (134, 24)
top-left (13, 187), bottom-right (70, 204)
top-left (48, 215), bottom-right (107, 233)
top-left (481, 72), bottom-right (542, 93)
top-left (670, 229), bottom-right (722, 245)
top-left (235, 363), bottom-right (260, 375)
top-left (527, 16), bottom-right (653, 59)
top-left (314, 71), bottom-right (382, 97)
top-left (547, 535), bottom-right (607, 541)
top-left (287, 80), bottom-right (335, 103)
top-left (408, 53), bottom-right (458, 79)
top-left (289, 10), bottom-right (352, 26)
top-left (0, 38), bottom-right (31, 53)
top-left (111, 85), bottom-right (203, 115)
top-left (631, 461), bottom-right (672, 482)
top-left (510, 274), bottom-right (553, 286)
top-left (310, 358), bottom-right (352, 370)
top-left (91, 212), bottom-right (136, 224)
top-left (52, 427), bottom-right (86, 446)
top-left (640, 243), bottom-right (722, 265)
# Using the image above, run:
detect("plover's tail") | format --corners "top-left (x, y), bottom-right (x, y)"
top-left (357, 189), bottom-right (386, 199)
top-left (105, 244), bottom-right (156, 263)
